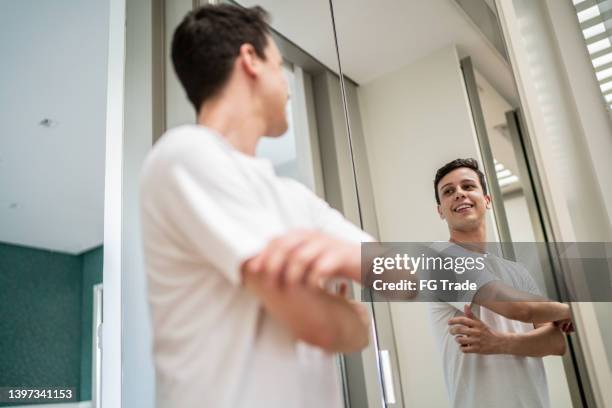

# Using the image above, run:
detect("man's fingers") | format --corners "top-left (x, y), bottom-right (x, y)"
top-left (460, 344), bottom-right (478, 354)
top-left (464, 304), bottom-right (473, 317)
top-left (242, 256), bottom-right (260, 275)
top-left (562, 322), bottom-right (575, 333)
top-left (449, 325), bottom-right (477, 336)
top-left (284, 238), bottom-right (327, 287)
top-left (448, 316), bottom-right (477, 327)
top-left (464, 304), bottom-right (480, 320)
top-left (260, 231), bottom-right (313, 286)
top-left (455, 336), bottom-right (474, 345)
top-left (307, 253), bottom-right (341, 288)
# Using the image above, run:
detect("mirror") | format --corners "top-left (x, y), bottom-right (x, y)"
top-left (331, 0), bottom-right (576, 406)
top-left (0, 1), bottom-right (108, 406)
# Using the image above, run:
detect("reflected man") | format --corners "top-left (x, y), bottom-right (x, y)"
top-left (429, 158), bottom-right (572, 408)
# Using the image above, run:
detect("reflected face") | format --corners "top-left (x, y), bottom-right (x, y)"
top-left (436, 167), bottom-right (491, 232)
top-left (258, 36), bottom-right (289, 137)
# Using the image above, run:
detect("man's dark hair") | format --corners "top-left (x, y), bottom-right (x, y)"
top-left (433, 158), bottom-right (488, 205)
top-left (171, 4), bottom-right (270, 113)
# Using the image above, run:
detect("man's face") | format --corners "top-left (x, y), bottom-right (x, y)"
top-left (257, 36), bottom-right (289, 137)
top-left (436, 167), bottom-right (491, 232)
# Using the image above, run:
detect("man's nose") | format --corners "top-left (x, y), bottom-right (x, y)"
top-left (454, 189), bottom-right (466, 200)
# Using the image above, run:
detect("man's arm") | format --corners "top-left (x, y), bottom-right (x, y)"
top-left (473, 281), bottom-right (571, 324)
top-left (449, 305), bottom-right (566, 356)
top-left (242, 270), bottom-right (369, 353)
top-left (502, 322), bottom-right (566, 357)
top-left (241, 232), bottom-right (369, 353)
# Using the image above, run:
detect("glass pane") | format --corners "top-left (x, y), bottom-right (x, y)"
top-left (236, 0), bottom-right (341, 198)
top-left (476, 71), bottom-right (574, 406)
top-left (256, 65), bottom-right (300, 180)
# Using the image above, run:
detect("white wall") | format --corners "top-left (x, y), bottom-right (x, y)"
top-left (355, 45), bottom-right (495, 407)
top-left (503, 193), bottom-right (535, 242)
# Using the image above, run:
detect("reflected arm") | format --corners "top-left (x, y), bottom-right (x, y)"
top-left (473, 281), bottom-right (570, 323)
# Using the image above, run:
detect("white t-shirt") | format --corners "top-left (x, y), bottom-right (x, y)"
top-left (428, 245), bottom-right (550, 408)
top-left (139, 125), bottom-right (371, 408)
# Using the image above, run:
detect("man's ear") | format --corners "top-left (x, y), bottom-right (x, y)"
top-left (238, 43), bottom-right (260, 78)
top-left (484, 194), bottom-right (492, 209)
top-left (437, 204), bottom-right (445, 220)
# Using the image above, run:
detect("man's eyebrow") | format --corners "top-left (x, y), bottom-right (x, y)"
top-left (439, 178), bottom-right (478, 191)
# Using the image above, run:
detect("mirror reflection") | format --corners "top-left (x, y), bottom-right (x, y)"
top-left (331, 0), bottom-right (575, 407)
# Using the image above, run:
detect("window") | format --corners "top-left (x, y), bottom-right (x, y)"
top-left (573, 0), bottom-right (612, 110)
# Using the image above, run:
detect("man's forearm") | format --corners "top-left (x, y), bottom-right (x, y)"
top-left (522, 301), bottom-right (571, 324)
top-left (316, 292), bottom-right (370, 353)
top-left (476, 281), bottom-right (571, 323)
top-left (244, 273), bottom-right (369, 353)
top-left (498, 323), bottom-right (566, 357)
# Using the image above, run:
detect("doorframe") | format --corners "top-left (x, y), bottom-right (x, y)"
top-left (505, 109), bottom-right (594, 408)
top-left (102, 0), bottom-right (126, 406)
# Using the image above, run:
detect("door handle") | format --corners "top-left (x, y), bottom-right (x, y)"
top-left (379, 349), bottom-right (397, 404)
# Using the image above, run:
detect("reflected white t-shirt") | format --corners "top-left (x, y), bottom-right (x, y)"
top-left (139, 125), bottom-right (371, 408)
top-left (429, 247), bottom-right (550, 408)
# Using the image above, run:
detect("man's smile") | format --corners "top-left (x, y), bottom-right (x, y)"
top-left (453, 203), bottom-right (474, 213)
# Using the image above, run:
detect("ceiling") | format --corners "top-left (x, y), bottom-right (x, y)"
top-left (240, 0), bottom-right (518, 104)
top-left (0, 0), bottom-right (108, 254)
top-left (241, 0), bottom-right (521, 189)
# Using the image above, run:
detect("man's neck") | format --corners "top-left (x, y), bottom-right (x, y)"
top-left (196, 96), bottom-right (265, 156)
top-left (449, 224), bottom-right (487, 253)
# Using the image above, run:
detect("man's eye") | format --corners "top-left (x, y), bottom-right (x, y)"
top-left (444, 189), bottom-right (452, 195)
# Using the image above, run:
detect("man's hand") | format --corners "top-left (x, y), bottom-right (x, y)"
top-left (449, 304), bottom-right (569, 356)
top-left (448, 305), bottom-right (508, 354)
top-left (554, 318), bottom-right (574, 334)
top-left (243, 229), bottom-right (361, 288)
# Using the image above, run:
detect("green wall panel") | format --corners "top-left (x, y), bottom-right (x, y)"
top-left (0, 243), bottom-right (103, 405)
top-left (0, 243), bottom-right (83, 404)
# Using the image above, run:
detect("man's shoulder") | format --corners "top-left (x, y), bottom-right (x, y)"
top-left (142, 126), bottom-right (230, 179)
top-left (277, 176), bottom-right (313, 195)
top-left (152, 125), bottom-right (225, 161)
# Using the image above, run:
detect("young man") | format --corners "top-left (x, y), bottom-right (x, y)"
top-left (429, 158), bottom-right (573, 408)
top-left (139, 5), bottom-right (369, 408)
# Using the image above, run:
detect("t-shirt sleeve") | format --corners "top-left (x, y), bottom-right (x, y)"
top-left (444, 271), bottom-right (498, 312)
top-left (517, 263), bottom-right (543, 296)
top-left (425, 245), bottom-right (499, 312)
top-left (286, 180), bottom-right (373, 243)
top-left (145, 147), bottom-right (283, 286)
